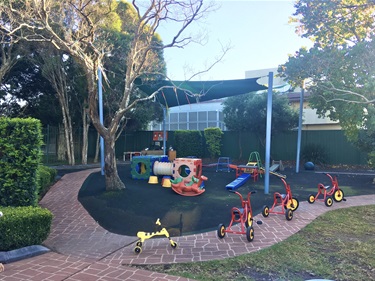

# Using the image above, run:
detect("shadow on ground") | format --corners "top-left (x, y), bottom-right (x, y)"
top-left (77, 163), bottom-right (374, 237)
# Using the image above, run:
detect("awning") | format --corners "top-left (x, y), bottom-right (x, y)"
top-left (137, 77), bottom-right (267, 107)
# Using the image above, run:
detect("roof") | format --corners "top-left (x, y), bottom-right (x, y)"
top-left (137, 77), bottom-right (267, 108)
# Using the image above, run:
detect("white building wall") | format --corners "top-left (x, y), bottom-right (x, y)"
top-left (149, 99), bottom-right (226, 131)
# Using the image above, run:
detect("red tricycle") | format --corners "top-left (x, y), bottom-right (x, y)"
top-left (307, 173), bottom-right (346, 207)
top-left (217, 190), bottom-right (262, 242)
top-left (262, 178), bottom-right (299, 221)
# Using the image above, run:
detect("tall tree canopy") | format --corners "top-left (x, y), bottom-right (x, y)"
top-left (0, 0), bottom-right (219, 190)
top-left (279, 0), bottom-right (375, 167)
top-left (223, 92), bottom-right (298, 158)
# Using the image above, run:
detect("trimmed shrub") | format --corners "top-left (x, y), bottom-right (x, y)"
top-left (204, 127), bottom-right (223, 159)
top-left (174, 130), bottom-right (203, 157)
top-left (0, 118), bottom-right (43, 207)
top-left (0, 206), bottom-right (53, 251)
top-left (37, 166), bottom-right (57, 199)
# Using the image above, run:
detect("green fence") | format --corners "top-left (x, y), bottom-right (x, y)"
top-left (42, 127), bottom-right (368, 165)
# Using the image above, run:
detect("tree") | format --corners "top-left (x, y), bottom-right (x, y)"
top-left (0, 0), bottom-right (220, 191)
top-left (290, 0), bottom-right (375, 47)
top-left (279, 0), bottom-right (375, 167)
top-left (223, 92), bottom-right (299, 158)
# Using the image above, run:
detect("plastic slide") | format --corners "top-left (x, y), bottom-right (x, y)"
top-left (225, 173), bottom-right (251, 190)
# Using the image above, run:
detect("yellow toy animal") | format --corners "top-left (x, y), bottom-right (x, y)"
top-left (134, 218), bottom-right (177, 254)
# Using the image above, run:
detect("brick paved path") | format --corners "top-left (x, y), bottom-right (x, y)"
top-left (1, 169), bottom-right (374, 280)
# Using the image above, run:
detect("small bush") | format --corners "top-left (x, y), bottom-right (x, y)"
top-left (0, 206), bottom-right (53, 251)
top-left (174, 130), bottom-right (203, 157)
top-left (204, 127), bottom-right (223, 159)
top-left (301, 143), bottom-right (328, 165)
top-left (37, 165), bottom-right (57, 199)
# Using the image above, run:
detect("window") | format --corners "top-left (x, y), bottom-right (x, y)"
top-left (189, 123), bottom-right (198, 130)
top-left (170, 124), bottom-right (178, 130)
top-left (189, 112), bottom-right (197, 122)
top-left (208, 111), bottom-right (217, 121)
top-left (198, 112), bottom-right (207, 121)
top-left (198, 123), bottom-right (206, 130)
top-left (179, 112), bottom-right (187, 122)
top-left (170, 113), bottom-right (178, 122)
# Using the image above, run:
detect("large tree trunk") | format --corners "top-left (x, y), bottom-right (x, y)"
top-left (57, 124), bottom-right (67, 161)
top-left (86, 69), bottom-right (125, 191)
top-left (62, 106), bottom-right (75, 165)
top-left (103, 136), bottom-right (125, 190)
top-left (81, 106), bottom-right (90, 165)
top-left (94, 132), bottom-right (100, 163)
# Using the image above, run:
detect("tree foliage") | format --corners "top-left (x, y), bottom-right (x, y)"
top-left (280, 0), bottom-right (375, 167)
top-left (223, 92), bottom-right (299, 155)
top-left (290, 0), bottom-right (375, 47)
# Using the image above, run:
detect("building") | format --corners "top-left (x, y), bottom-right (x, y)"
top-left (149, 99), bottom-right (226, 131)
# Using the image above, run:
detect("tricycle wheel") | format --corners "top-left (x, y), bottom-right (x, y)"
top-left (262, 206), bottom-right (269, 217)
top-left (325, 196), bottom-right (333, 207)
top-left (246, 226), bottom-right (254, 242)
top-left (286, 197), bottom-right (299, 211)
top-left (285, 208), bottom-right (293, 221)
top-left (136, 241), bottom-right (142, 247)
top-left (245, 211), bottom-right (253, 228)
top-left (217, 224), bottom-right (226, 239)
top-left (134, 246), bottom-right (142, 254)
top-left (170, 240), bottom-right (178, 249)
top-left (307, 194), bottom-right (315, 204)
top-left (333, 189), bottom-right (344, 202)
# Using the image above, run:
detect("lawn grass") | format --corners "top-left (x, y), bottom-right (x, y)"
top-left (133, 205), bottom-right (375, 281)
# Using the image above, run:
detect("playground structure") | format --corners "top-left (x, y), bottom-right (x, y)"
top-left (130, 155), bottom-right (206, 196)
top-left (307, 173), bottom-right (346, 207)
top-left (134, 218), bottom-right (177, 254)
top-left (262, 178), bottom-right (299, 221)
top-left (225, 151), bottom-right (286, 190)
top-left (217, 190), bottom-right (261, 242)
top-left (170, 175), bottom-right (207, 196)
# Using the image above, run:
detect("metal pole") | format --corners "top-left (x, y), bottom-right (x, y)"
top-left (264, 72), bottom-right (273, 194)
top-left (296, 81), bottom-right (305, 173)
top-left (98, 68), bottom-right (105, 176)
top-left (162, 105), bottom-right (167, 155)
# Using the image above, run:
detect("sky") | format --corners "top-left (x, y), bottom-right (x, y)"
top-left (157, 0), bottom-right (314, 81)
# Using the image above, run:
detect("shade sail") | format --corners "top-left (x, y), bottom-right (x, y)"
top-left (137, 77), bottom-right (267, 107)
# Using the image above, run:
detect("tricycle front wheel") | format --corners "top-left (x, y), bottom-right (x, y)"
top-left (245, 211), bottom-right (253, 227)
top-left (286, 197), bottom-right (299, 211)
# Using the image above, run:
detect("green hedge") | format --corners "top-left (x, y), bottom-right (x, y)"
top-left (204, 127), bottom-right (223, 159)
top-left (174, 130), bottom-right (204, 157)
top-left (0, 206), bottom-right (53, 251)
top-left (37, 165), bottom-right (57, 199)
top-left (0, 118), bottom-right (43, 207)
